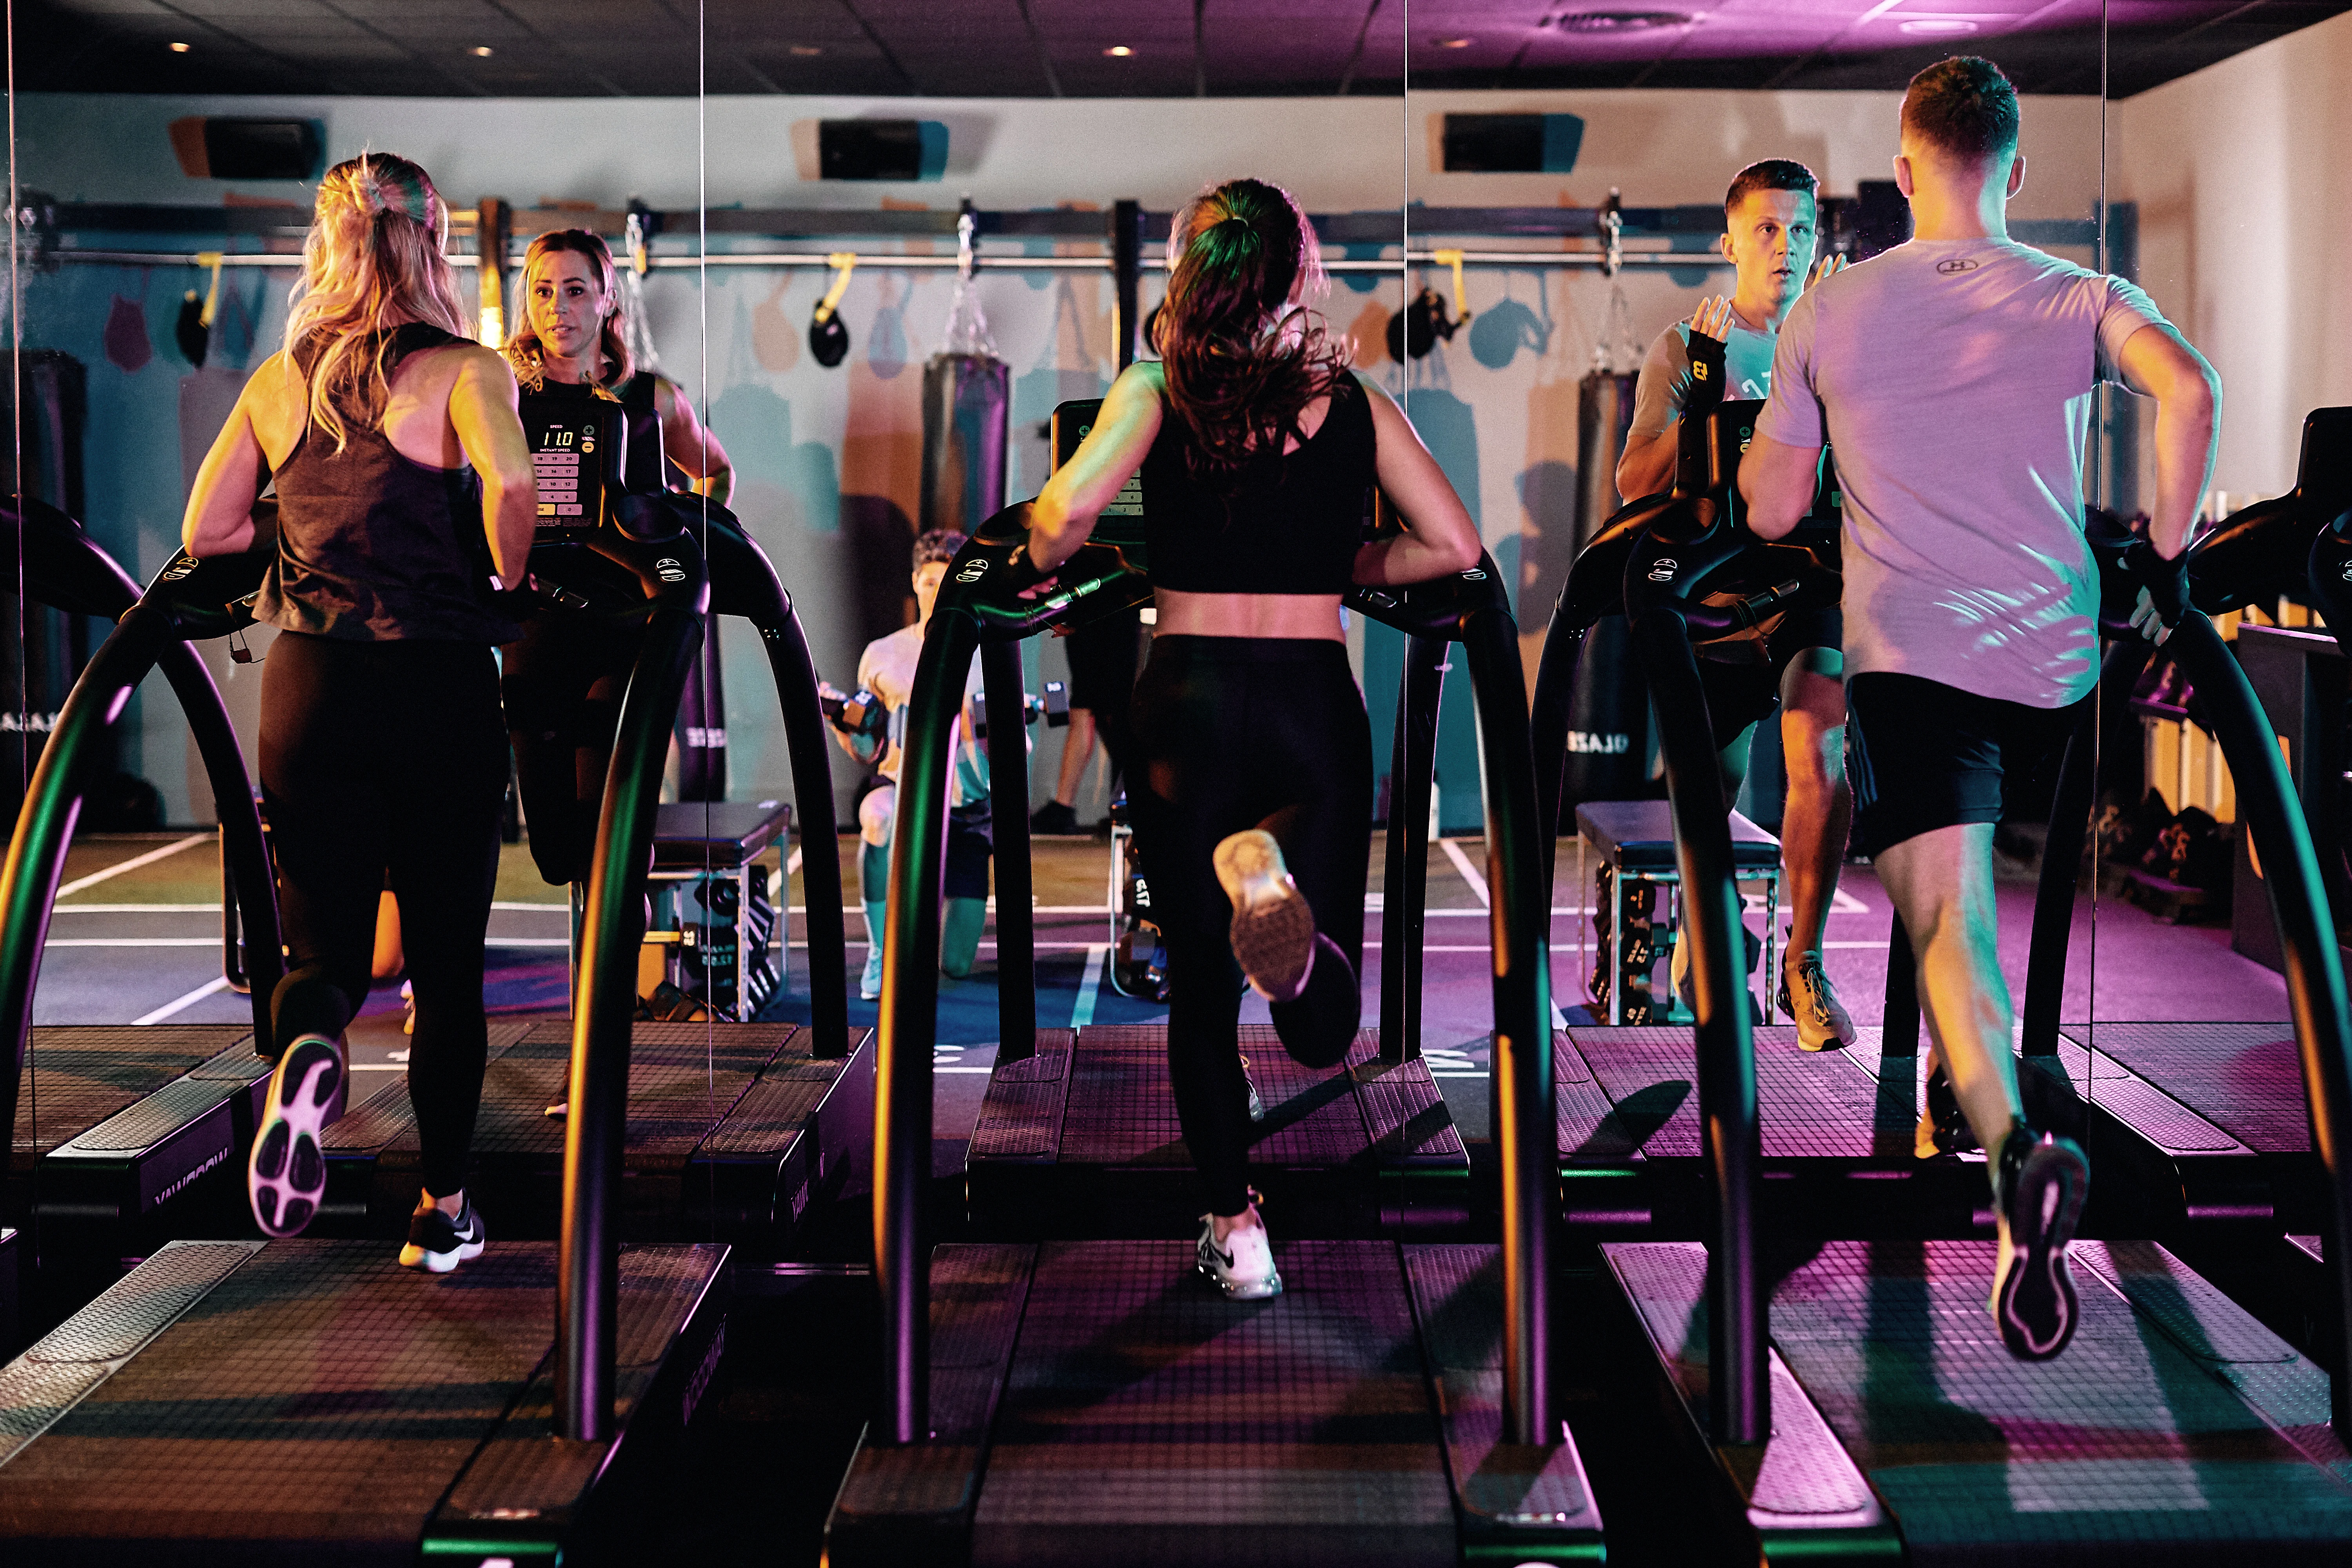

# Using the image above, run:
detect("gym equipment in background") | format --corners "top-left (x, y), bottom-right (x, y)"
top-left (918, 211), bottom-right (1010, 537)
top-left (808, 251), bottom-right (854, 368)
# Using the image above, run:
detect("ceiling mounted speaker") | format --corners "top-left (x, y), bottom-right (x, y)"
top-left (168, 118), bottom-right (323, 181)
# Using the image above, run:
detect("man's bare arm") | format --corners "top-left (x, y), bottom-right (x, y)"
top-left (2114, 322), bottom-right (2220, 561)
top-left (1739, 434), bottom-right (1823, 541)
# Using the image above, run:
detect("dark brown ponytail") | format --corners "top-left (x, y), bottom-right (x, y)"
top-left (1156, 178), bottom-right (1350, 485)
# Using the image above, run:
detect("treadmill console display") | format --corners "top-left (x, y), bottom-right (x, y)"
top-left (525, 401), bottom-right (625, 537)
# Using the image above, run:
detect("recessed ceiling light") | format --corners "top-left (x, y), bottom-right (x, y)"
top-left (470, 45), bottom-right (494, 56)
top-left (789, 44), bottom-right (823, 56)
top-left (1553, 10), bottom-right (1693, 31)
top-left (1104, 45), bottom-right (1134, 57)
top-left (1898, 17), bottom-right (1980, 35)
top-left (169, 40), bottom-right (191, 52)
top-left (1435, 37), bottom-right (1474, 48)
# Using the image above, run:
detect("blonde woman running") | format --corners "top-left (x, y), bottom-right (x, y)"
top-left (183, 152), bottom-right (535, 1272)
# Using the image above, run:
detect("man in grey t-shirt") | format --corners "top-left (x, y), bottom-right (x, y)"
top-left (1619, 159), bottom-right (1858, 1053)
top-left (1743, 57), bottom-right (2220, 1363)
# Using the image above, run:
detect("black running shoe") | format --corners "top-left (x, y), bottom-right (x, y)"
top-left (1991, 1125), bottom-right (2089, 1360)
top-left (1915, 1064), bottom-right (1980, 1157)
top-left (248, 1032), bottom-right (344, 1238)
top-left (1030, 800), bottom-right (1081, 836)
top-left (399, 1199), bottom-right (487, 1274)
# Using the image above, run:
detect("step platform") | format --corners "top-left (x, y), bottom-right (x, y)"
top-left (1607, 1236), bottom-right (2352, 1563)
top-left (12, 1025), bottom-right (272, 1252)
top-left (321, 1018), bottom-right (873, 1250)
top-left (0, 1236), bottom-right (727, 1566)
top-left (964, 1025), bottom-right (1468, 1238)
top-left (825, 1240), bottom-right (1601, 1566)
top-left (2058, 1023), bottom-right (2314, 1229)
top-left (1553, 1024), bottom-right (2177, 1238)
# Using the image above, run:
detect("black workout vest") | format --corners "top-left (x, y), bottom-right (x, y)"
top-left (1141, 375), bottom-right (1376, 595)
top-left (256, 323), bottom-right (520, 644)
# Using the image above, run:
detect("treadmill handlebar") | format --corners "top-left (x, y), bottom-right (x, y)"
top-left (940, 501), bottom-right (1153, 641)
top-left (4, 497), bottom-right (142, 621)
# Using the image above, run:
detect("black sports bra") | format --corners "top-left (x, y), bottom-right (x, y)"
top-left (1141, 375), bottom-right (1376, 595)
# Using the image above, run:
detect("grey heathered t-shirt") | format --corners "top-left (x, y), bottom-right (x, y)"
top-left (1628, 318), bottom-right (1779, 451)
top-left (1757, 239), bottom-right (2164, 709)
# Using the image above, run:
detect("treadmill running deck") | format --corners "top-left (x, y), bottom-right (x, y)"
top-left (966, 1026), bottom-right (1468, 1238)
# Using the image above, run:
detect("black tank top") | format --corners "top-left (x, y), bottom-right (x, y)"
top-left (1141, 374), bottom-right (1376, 595)
top-left (256, 322), bottom-right (519, 644)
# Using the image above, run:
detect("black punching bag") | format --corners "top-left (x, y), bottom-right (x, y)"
top-left (1561, 369), bottom-right (1656, 808)
top-left (920, 353), bottom-right (1010, 535)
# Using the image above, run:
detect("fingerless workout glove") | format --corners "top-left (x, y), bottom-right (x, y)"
top-left (1684, 327), bottom-right (1728, 419)
top-left (2126, 541), bottom-right (2193, 628)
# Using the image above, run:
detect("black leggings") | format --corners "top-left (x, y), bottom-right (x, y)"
top-left (260, 632), bottom-right (509, 1198)
top-left (501, 608), bottom-right (642, 886)
top-left (1129, 635), bottom-right (1372, 1217)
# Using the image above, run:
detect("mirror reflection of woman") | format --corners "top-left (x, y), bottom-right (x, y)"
top-left (1030, 178), bottom-right (1483, 1299)
top-left (498, 229), bottom-right (732, 895)
top-left (181, 153), bottom-right (535, 1273)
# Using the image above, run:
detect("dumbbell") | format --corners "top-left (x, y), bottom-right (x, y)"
top-left (971, 683), bottom-right (1073, 739)
top-left (817, 682), bottom-right (887, 743)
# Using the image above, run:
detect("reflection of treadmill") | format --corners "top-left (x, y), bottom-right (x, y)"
top-left (829, 437), bottom-right (1591, 1561)
top-left (0, 500), bottom-right (282, 1341)
top-left (0, 472), bottom-right (737, 1558)
top-left (1564, 392), bottom-right (2352, 1556)
top-left (329, 400), bottom-right (871, 1254)
top-left (1531, 403), bottom-right (2024, 1239)
top-left (962, 400), bottom-right (1479, 1239)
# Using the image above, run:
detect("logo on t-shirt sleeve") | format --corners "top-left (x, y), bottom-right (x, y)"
top-left (1936, 258), bottom-right (1980, 275)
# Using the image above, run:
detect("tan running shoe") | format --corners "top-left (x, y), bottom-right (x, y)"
top-left (1213, 829), bottom-right (1318, 1004)
top-left (1779, 951), bottom-right (1857, 1052)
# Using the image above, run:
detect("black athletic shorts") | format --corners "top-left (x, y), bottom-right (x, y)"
top-left (944, 800), bottom-right (993, 900)
top-left (1845, 671), bottom-right (2085, 860)
top-left (1695, 603), bottom-right (1842, 749)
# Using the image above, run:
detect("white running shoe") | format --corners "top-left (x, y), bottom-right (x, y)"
top-left (1213, 830), bottom-right (1316, 1003)
top-left (248, 1032), bottom-right (345, 1238)
top-left (1239, 1054), bottom-right (1267, 1123)
top-left (1779, 952), bottom-right (1857, 1052)
top-left (1196, 1211), bottom-right (1282, 1300)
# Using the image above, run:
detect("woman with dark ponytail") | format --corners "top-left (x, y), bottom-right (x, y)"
top-left (1030, 178), bottom-right (1481, 1299)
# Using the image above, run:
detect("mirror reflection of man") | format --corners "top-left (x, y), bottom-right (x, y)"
top-left (1618, 160), bottom-right (1857, 1051)
top-left (1742, 57), bottom-right (2220, 1362)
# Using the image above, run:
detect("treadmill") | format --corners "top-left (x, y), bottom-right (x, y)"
top-left (0, 499), bottom-right (285, 1343)
top-left (1527, 395), bottom-right (2045, 1240)
top-left (962, 400), bottom-right (1472, 1241)
top-left (0, 463), bottom-right (743, 1561)
top-left (308, 479), bottom-right (873, 1256)
top-left (2019, 406), bottom-right (2352, 1337)
top-left (827, 470), bottom-right (1599, 1560)
top-left (1566, 395), bottom-right (2352, 1558)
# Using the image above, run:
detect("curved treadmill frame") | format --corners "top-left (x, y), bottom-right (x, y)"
top-left (829, 438), bottom-right (1584, 1561)
top-left (0, 500), bottom-right (821, 1560)
top-left (1591, 409), bottom-right (2352, 1561)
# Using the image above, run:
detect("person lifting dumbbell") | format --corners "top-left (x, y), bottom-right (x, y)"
top-left (823, 529), bottom-right (1022, 1000)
